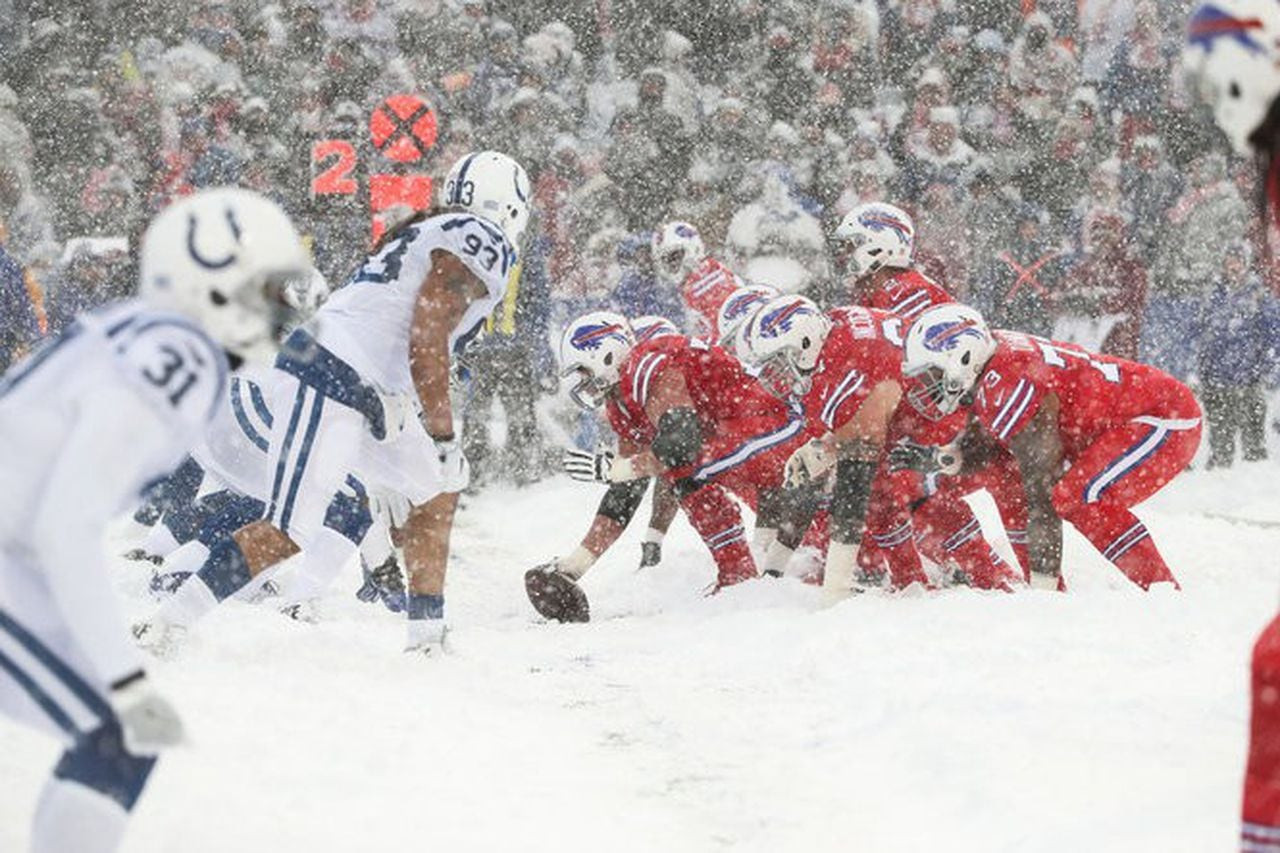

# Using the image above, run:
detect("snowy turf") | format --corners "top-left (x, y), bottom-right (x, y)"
top-left (1, 463), bottom-right (1277, 852)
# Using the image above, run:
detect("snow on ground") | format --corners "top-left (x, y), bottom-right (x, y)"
top-left (2, 462), bottom-right (1279, 852)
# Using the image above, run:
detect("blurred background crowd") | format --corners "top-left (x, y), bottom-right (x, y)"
top-left (1, 0), bottom-right (1276, 481)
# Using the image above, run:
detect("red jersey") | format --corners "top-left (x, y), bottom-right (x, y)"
top-left (606, 336), bottom-right (783, 447)
top-left (799, 306), bottom-right (904, 435)
top-left (681, 257), bottom-right (745, 339)
top-left (863, 268), bottom-right (954, 322)
top-left (972, 331), bottom-right (1192, 460)
top-left (606, 336), bottom-right (804, 493)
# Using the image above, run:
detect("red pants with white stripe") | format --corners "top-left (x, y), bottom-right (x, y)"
top-left (672, 481), bottom-right (757, 588)
top-left (1244, 613), bottom-right (1280, 850)
top-left (1052, 407), bottom-right (1201, 589)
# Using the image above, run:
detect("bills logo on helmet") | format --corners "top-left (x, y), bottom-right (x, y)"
top-left (571, 323), bottom-right (629, 351)
top-left (859, 208), bottom-right (912, 245)
top-left (923, 320), bottom-right (982, 352)
top-left (632, 318), bottom-right (679, 343)
top-left (723, 290), bottom-right (769, 322)
top-left (758, 300), bottom-right (811, 338)
top-left (1187, 5), bottom-right (1266, 54)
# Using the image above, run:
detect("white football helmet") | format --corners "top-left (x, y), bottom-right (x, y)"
top-left (651, 220), bottom-right (706, 281)
top-left (902, 303), bottom-right (997, 421)
top-left (139, 187), bottom-right (310, 364)
top-left (631, 315), bottom-right (681, 343)
top-left (1184, 1), bottom-right (1280, 155)
top-left (742, 294), bottom-right (832, 396)
top-left (559, 311), bottom-right (636, 410)
top-left (715, 283), bottom-right (779, 347)
top-left (443, 149), bottom-right (532, 244)
top-left (832, 202), bottom-right (915, 279)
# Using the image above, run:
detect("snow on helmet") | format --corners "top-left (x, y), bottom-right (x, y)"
top-left (832, 202), bottom-right (915, 279)
top-left (742, 294), bottom-right (832, 397)
top-left (715, 283), bottom-right (779, 347)
top-left (1184, 1), bottom-right (1280, 155)
top-left (651, 220), bottom-right (706, 281)
top-left (631, 315), bottom-right (681, 343)
top-left (443, 149), bottom-right (532, 244)
top-left (139, 187), bottom-right (310, 364)
top-left (559, 311), bottom-right (636, 409)
top-left (902, 303), bottom-right (996, 421)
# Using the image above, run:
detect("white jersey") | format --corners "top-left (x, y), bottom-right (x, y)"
top-left (0, 299), bottom-right (226, 684)
top-left (192, 364), bottom-right (284, 499)
top-left (314, 212), bottom-right (516, 392)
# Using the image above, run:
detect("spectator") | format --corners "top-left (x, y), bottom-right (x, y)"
top-left (1148, 152), bottom-right (1249, 380)
top-left (0, 238), bottom-right (42, 372)
top-left (1059, 211), bottom-right (1148, 359)
top-left (1199, 241), bottom-right (1275, 468)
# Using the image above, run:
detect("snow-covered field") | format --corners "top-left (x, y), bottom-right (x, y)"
top-left (2, 461), bottom-right (1278, 852)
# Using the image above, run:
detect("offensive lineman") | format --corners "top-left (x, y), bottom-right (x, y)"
top-left (901, 303), bottom-right (1200, 591)
top-left (1184, 2), bottom-right (1280, 845)
top-left (0, 188), bottom-right (309, 852)
top-left (138, 150), bottom-right (530, 654)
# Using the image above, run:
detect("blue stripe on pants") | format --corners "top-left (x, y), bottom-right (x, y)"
top-left (0, 609), bottom-right (111, 727)
top-left (269, 384), bottom-right (309, 523)
top-left (280, 391), bottom-right (325, 534)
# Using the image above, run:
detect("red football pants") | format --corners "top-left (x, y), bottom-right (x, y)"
top-left (1052, 411), bottom-right (1201, 589)
top-left (676, 482), bottom-right (757, 588)
top-left (1243, 614), bottom-right (1280, 850)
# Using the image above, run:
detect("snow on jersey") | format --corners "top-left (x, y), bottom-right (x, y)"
top-left (972, 331), bottom-right (1190, 459)
top-left (0, 299), bottom-right (227, 529)
top-left (606, 336), bottom-right (786, 448)
top-left (315, 212), bottom-right (517, 392)
top-left (800, 306), bottom-right (905, 435)
top-left (863, 268), bottom-right (954, 322)
top-left (682, 257), bottom-right (745, 339)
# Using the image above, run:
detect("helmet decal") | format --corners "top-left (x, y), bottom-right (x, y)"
top-left (674, 223), bottom-right (698, 239)
top-left (186, 209), bottom-right (242, 270)
top-left (758, 300), bottom-right (811, 338)
top-left (513, 164), bottom-right (528, 203)
top-left (633, 318), bottom-right (678, 343)
top-left (858, 210), bottom-right (912, 245)
top-left (1188, 5), bottom-right (1266, 54)
top-left (723, 290), bottom-right (768, 321)
top-left (922, 319), bottom-right (983, 352)
top-left (571, 323), bottom-right (629, 351)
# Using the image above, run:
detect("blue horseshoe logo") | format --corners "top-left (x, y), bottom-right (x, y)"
top-left (187, 208), bottom-right (243, 270)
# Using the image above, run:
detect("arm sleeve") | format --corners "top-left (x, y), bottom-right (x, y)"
top-left (30, 383), bottom-right (181, 686)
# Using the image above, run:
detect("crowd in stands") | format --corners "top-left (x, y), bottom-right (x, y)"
top-left (0, 0), bottom-right (1275, 476)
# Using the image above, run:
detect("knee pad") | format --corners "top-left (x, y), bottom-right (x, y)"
top-left (597, 479), bottom-right (649, 526)
top-left (54, 721), bottom-right (157, 812)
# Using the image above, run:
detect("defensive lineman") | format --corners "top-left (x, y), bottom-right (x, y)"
top-left (0, 187), bottom-right (308, 852)
top-left (141, 150), bottom-right (530, 653)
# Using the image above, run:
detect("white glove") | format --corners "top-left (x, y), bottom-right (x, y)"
top-left (374, 387), bottom-right (420, 443)
top-left (370, 489), bottom-right (414, 528)
top-left (784, 438), bottom-right (837, 489)
top-left (108, 672), bottom-right (185, 755)
top-left (563, 447), bottom-right (615, 483)
top-left (437, 438), bottom-right (470, 493)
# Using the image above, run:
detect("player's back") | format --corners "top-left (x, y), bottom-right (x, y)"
top-left (981, 331), bottom-right (1184, 455)
top-left (315, 212), bottom-right (517, 393)
top-left (803, 306), bottom-right (904, 432)
top-left (0, 299), bottom-right (226, 535)
top-left (865, 268), bottom-right (954, 321)
top-left (616, 336), bottom-right (782, 436)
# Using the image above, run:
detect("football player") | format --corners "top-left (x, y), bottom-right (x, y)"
top-left (526, 312), bottom-right (812, 621)
top-left (651, 220), bottom-right (748, 340)
top-left (742, 295), bottom-right (1018, 596)
top-left (0, 188), bottom-right (307, 853)
top-left (1184, 3), bottom-right (1280, 844)
top-left (137, 150), bottom-right (530, 655)
top-left (902, 303), bottom-right (1200, 591)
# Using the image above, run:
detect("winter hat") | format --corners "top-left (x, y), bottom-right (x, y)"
top-left (974, 29), bottom-right (1006, 53)
top-left (662, 30), bottom-right (693, 61)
